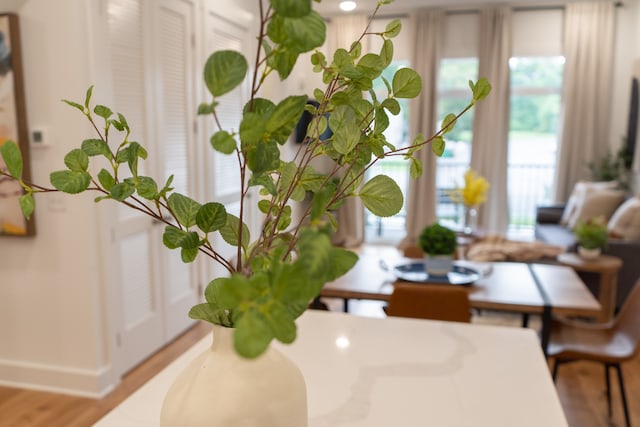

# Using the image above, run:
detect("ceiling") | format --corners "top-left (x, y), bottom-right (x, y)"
top-left (314, 0), bottom-right (570, 16)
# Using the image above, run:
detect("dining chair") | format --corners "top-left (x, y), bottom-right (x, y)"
top-left (403, 245), bottom-right (424, 259)
top-left (548, 279), bottom-right (640, 427)
top-left (385, 283), bottom-right (472, 323)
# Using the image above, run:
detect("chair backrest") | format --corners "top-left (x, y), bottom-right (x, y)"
top-left (386, 283), bottom-right (471, 323)
top-left (614, 278), bottom-right (640, 352)
top-left (403, 245), bottom-right (424, 259)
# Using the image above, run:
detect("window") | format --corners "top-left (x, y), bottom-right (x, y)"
top-left (364, 61), bottom-right (411, 242)
top-left (436, 57), bottom-right (478, 228)
top-left (507, 56), bottom-right (564, 235)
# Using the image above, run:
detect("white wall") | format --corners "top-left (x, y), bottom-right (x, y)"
top-left (0, 0), bottom-right (109, 395)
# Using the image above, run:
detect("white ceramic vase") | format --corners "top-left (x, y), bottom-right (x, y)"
top-left (424, 255), bottom-right (454, 277)
top-left (577, 246), bottom-right (601, 260)
top-left (160, 324), bottom-right (308, 427)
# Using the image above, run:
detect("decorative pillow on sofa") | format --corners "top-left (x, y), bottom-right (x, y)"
top-left (560, 180), bottom-right (618, 226)
top-left (608, 196), bottom-right (640, 241)
top-left (566, 186), bottom-right (626, 230)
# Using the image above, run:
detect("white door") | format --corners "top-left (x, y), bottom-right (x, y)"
top-left (154, 0), bottom-right (200, 341)
top-left (105, 0), bottom-right (198, 374)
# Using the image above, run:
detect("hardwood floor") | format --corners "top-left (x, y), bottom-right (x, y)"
top-left (0, 321), bottom-right (211, 427)
top-left (0, 309), bottom-right (637, 427)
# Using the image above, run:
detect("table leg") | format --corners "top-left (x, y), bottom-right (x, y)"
top-left (343, 298), bottom-right (350, 313)
top-left (598, 272), bottom-right (617, 323)
top-left (540, 305), bottom-right (552, 357)
top-left (521, 313), bottom-right (529, 328)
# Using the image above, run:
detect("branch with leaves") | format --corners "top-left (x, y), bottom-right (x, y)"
top-left (0, 0), bottom-right (489, 358)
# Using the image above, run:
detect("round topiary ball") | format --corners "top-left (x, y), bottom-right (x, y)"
top-left (418, 223), bottom-right (457, 256)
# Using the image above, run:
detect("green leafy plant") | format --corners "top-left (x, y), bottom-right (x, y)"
top-left (574, 216), bottom-right (608, 250)
top-left (418, 223), bottom-right (458, 256)
top-left (588, 139), bottom-right (633, 190)
top-left (0, 0), bottom-right (489, 358)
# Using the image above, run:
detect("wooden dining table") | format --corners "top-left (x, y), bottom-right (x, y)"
top-left (320, 245), bottom-right (602, 354)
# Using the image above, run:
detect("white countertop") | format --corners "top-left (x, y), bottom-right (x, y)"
top-left (95, 310), bottom-right (567, 427)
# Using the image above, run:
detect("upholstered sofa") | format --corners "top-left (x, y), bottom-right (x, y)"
top-left (534, 187), bottom-right (640, 311)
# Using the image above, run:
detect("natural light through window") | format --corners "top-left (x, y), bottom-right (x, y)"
top-left (507, 56), bottom-right (564, 237)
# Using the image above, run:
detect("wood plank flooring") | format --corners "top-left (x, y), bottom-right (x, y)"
top-left (0, 321), bottom-right (211, 427)
top-left (0, 309), bottom-right (638, 427)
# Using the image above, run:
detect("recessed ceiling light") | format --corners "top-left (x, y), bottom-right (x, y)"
top-left (339, 1), bottom-right (357, 12)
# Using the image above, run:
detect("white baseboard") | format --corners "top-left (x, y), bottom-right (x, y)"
top-left (0, 358), bottom-right (116, 398)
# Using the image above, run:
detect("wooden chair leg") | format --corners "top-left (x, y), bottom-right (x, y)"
top-left (614, 364), bottom-right (632, 427)
top-left (605, 364), bottom-right (612, 418)
top-left (552, 359), bottom-right (559, 382)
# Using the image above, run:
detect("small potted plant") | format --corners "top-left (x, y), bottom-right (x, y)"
top-left (419, 223), bottom-right (458, 276)
top-left (574, 216), bottom-right (608, 259)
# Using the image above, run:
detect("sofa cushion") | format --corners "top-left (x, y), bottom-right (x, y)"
top-left (566, 187), bottom-right (626, 229)
top-left (560, 180), bottom-right (619, 226)
top-left (608, 196), bottom-right (640, 240)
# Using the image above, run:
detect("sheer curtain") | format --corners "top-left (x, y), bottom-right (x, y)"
top-left (401, 8), bottom-right (444, 248)
top-left (326, 15), bottom-right (369, 247)
top-left (470, 6), bottom-right (512, 234)
top-left (554, 1), bottom-right (615, 201)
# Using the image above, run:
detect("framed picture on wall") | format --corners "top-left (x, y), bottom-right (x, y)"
top-left (0, 13), bottom-right (33, 236)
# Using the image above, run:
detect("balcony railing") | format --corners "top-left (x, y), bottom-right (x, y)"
top-left (365, 160), bottom-right (555, 241)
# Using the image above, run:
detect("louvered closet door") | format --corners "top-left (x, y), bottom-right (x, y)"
top-left (106, 0), bottom-right (165, 374)
top-left (106, 0), bottom-right (199, 374)
top-left (155, 0), bottom-right (199, 341)
top-left (202, 7), bottom-right (251, 282)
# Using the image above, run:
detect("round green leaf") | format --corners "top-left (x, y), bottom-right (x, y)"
top-left (234, 311), bottom-right (273, 358)
top-left (359, 174), bottom-right (403, 217)
top-left (220, 214), bottom-right (250, 250)
top-left (18, 194), bottom-right (35, 220)
top-left (385, 19), bottom-right (402, 38)
top-left (392, 68), bottom-right (422, 99)
top-left (97, 168), bottom-right (116, 191)
top-left (211, 130), bottom-right (237, 154)
top-left (267, 11), bottom-right (326, 53)
top-left (168, 193), bottom-right (202, 228)
top-left (470, 78), bottom-right (492, 102)
top-left (204, 50), bottom-right (248, 98)
top-left (431, 136), bottom-right (446, 157)
top-left (50, 170), bottom-right (91, 194)
top-left (81, 139), bottom-right (112, 159)
top-left (263, 303), bottom-right (297, 344)
top-left (64, 149), bottom-right (89, 172)
top-left (162, 226), bottom-right (200, 249)
top-left (271, 0), bottom-right (311, 17)
top-left (110, 181), bottom-right (135, 201)
top-left (136, 176), bottom-right (159, 200)
top-left (0, 141), bottom-right (23, 178)
top-left (196, 202), bottom-right (227, 233)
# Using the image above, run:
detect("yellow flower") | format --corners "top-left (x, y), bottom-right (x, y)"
top-left (450, 168), bottom-right (490, 207)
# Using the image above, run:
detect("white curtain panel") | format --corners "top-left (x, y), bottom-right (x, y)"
top-left (554, 1), bottom-right (615, 201)
top-left (401, 8), bottom-right (444, 248)
top-left (326, 15), bottom-right (369, 247)
top-left (471, 6), bottom-right (512, 234)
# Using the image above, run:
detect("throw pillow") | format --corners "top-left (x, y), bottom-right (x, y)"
top-left (608, 196), bottom-right (640, 240)
top-left (560, 180), bottom-right (618, 226)
top-left (567, 187), bottom-right (626, 229)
